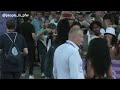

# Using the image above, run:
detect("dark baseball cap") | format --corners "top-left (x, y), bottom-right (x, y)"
top-left (47, 23), bottom-right (57, 29)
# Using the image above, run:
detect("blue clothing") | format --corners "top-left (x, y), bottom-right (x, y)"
top-left (31, 17), bottom-right (44, 35)
top-left (53, 40), bottom-right (84, 79)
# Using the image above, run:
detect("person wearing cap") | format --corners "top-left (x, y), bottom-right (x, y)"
top-left (103, 27), bottom-right (117, 79)
top-left (104, 27), bottom-right (117, 60)
top-left (37, 23), bottom-right (57, 78)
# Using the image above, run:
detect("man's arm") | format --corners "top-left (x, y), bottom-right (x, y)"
top-left (53, 53), bottom-right (57, 79)
top-left (37, 28), bottom-right (52, 39)
top-left (69, 51), bottom-right (84, 79)
top-left (22, 48), bottom-right (28, 55)
top-left (22, 36), bottom-right (28, 56)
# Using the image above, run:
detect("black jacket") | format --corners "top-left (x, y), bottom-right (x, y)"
top-left (44, 43), bottom-right (61, 78)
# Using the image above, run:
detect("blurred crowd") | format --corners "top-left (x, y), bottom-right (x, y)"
top-left (0, 11), bottom-right (120, 79)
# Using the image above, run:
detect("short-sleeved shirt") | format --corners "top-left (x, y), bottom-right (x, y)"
top-left (31, 17), bottom-right (44, 35)
top-left (0, 32), bottom-right (27, 72)
top-left (19, 22), bottom-right (35, 44)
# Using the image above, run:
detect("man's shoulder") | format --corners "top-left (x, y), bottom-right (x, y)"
top-left (0, 34), bottom-right (6, 39)
top-left (55, 43), bottom-right (77, 53)
top-left (50, 19), bottom-right (55, 23)
top-left (17, 33), bottom-right (25, 39)
top-left (31, 17), bottom-right (38, 23)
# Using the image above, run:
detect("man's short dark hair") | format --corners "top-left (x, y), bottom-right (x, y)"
top-left (71, 21), bottom-right (81, 28)
top-left (90, 21), bottom-right (102, 31)
top-left (6, 19), bottom-right (16, 29)
top-left (56, 11), bottom-right (61, 15)
top-left (23, 17), bottom-right (30, 22)
top-left (78, 12), bottom-right (84, 17)
top-left (103, 14), bottom-right (114, 24)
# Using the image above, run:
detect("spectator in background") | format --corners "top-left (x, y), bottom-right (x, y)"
top-left (90, 21), bottom-right (105, 37)
top-left (49, 11), bottom-right (56, 21)
top-left (77, 12), bottom-right (90, 28)
top-left (104, 27), bottom-right (117, 60)
top-left (81, 21), bottom-right (105, 59)
top-left (117, 19), bottom-right (120, 47)
top-left (86, 38), bottom-right (112, 79)
top-left (50, 11), bottom-right (61, 26)
top-left (31, 11), bottom-right (44, 66)
top-left (60, 11), bottom-right (75, 20)
top-left (30, 11), bottom-right (37, 21)
top-left (32, 11), bottom-right (44, 35)
top-left (37, 23), bottom-right (57, 78)
top-left (19, 17), bottom-right (36, 79)
top-left (94, 11), bottom-right (103, 25)
top-left (103, 14), bottom-right (116, 29)
top-left (43, 11), bottom-right (50, 22)
top-left (71, 21), bottom-right (81, 29)
top-left (84, 12), bottom-right (95, 24)
top-left (44, 19), bottom-right (71, 79)
top-left (37, 19), bottom-right (50, 48)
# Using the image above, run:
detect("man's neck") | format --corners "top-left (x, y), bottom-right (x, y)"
top-left (68, 39), bottom-right (76, 45)
top-left (7, 29), bottom-right (15, 32)
top-left (38, 18), bottom-right (42, 21)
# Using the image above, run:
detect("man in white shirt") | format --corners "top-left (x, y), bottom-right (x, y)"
top-left (53, 27), bottom-right (85, 79)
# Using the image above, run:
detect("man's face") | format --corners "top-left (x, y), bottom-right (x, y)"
top-left (44, 20), bottom-right (50, 27)
top-left (74, 31), bottom-right (84, 46)
top-left (68, 19), bottom-right (74, 26)
top-left (103, 19), bottom-right (111, 27)
top-left (31, 11), bottom-right (36, 16)
top-left (105, 34), bottom-right (113, 42)
top-left (44, 12), bottom-right (49, 18)
top-left (78, 15), bottom-right (84, 21)
top-left (51, 11), bottom-right (56, 16)
top-left (55, 14), bottom-right (60, 20)
top-left (92, 24), bottom-right (101, 36)
top-left (37, 12), bottom-right (42, 19)
top-left (95, 11), bottom-right (102, 17)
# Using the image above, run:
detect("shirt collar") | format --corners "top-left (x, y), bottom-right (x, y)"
top-left (66, 40), bottom-right (79, 50)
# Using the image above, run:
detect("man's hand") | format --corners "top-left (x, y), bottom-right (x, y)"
top-left (46, 28), bottom-right (52, 33)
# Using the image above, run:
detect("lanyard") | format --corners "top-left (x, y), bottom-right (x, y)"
top-left (66, 42), bottom-right (75, 48)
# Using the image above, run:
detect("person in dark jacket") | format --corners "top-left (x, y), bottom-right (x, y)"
top-left (44, 18), bottom-right (71, 79)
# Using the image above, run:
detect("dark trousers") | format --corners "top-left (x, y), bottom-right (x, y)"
top-left (37, 40), bottom-right (47, 74)
top-left (40, 54), bottom-right (46, 73)
top-left (1, 72), bottom-right (21, 79)
top-left (36, 40), bottom-right (40, 63)
top-left (22, 56), bottom-right (27, 73)
top-left (27, 43), bottom-right (35, 75)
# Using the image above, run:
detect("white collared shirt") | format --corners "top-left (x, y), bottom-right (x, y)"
top-left (53, 40), bottom-right (84, 79)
